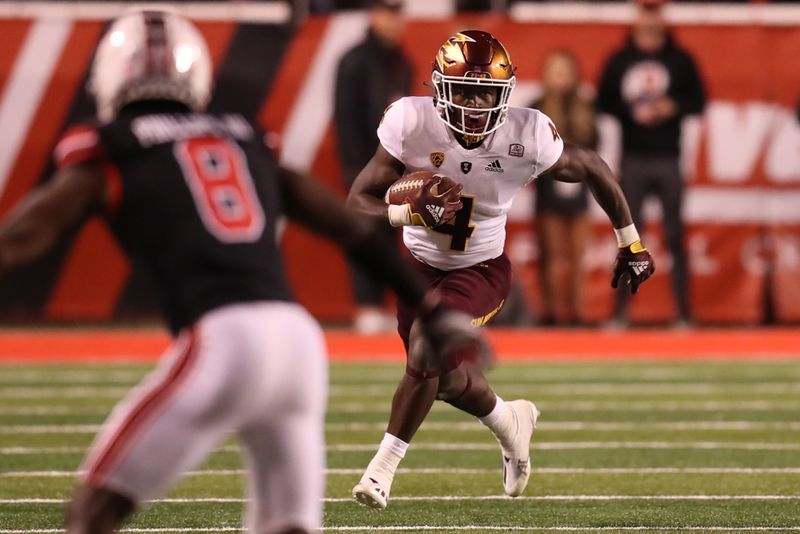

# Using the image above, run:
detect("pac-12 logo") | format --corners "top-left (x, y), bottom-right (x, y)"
top-left (460, 161), bottom-right (472, 174)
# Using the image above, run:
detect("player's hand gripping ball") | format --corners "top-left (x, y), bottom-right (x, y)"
top-left (385, 171), bottom-right (463, 228)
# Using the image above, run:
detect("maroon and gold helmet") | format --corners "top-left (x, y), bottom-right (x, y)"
top-left (432, 30), bottom-right (516, 138)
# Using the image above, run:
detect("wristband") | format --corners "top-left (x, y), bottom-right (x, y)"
top-left (614, 224), bottom-right (640, 248)
top-left (388, 203), bottom-right (411, 227)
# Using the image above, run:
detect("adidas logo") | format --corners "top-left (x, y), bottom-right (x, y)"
top-left (426, 204), bottom-right (445, 224)
top-left (368, 478), bottom-right (386, 498)
top-left (630, 261), bottom-right (650, 276)
top-left (485, 159), bottom-right (504, 173)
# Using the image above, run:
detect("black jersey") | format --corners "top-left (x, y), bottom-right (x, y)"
top-left (54, 102), bottom-right (294, 334)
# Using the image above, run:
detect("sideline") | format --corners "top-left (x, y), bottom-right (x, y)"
top-left (0, 328), bottom-right (797, 363)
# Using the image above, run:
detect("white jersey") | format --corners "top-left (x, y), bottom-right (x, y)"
top-left (378, 96), bottom-right (564, 270)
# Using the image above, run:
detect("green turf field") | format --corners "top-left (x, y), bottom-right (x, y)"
top-left (1, 360), bottom-right (799, 533)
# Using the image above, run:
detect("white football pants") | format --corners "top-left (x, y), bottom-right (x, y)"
top-left (80, 301), bottom-right (328, 533)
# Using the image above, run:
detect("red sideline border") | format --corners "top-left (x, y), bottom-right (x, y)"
top-left (0, 328), bottom-right (797, 363)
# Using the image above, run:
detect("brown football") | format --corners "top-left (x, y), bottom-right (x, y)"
top-left (384, 171), bottom-right (459, 205)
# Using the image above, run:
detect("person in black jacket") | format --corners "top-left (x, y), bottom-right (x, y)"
top-left (597, 3), bottom-right (705, 328)
top-left (334, 0), bottom-right (413, 333)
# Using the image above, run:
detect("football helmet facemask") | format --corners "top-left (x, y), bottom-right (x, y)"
top-left (431, 30), bottom-right (516, 141)
top-left (89, 10), bottom-right (212, 122)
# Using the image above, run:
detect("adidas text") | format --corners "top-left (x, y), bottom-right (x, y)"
top-left (485, 160), bottom-right (504, 173)
top-left (630, 261), bottom-right (650, 276)
top-left (426, 204), bottom-right (445, 224)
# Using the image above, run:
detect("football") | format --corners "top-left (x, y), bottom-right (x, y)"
top-left (384, 171), bottom-right (459, 205)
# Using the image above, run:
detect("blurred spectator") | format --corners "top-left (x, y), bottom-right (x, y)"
top-left (309, 0), bottom-right (335, 13)
top-left (530, 50), bottom-right (597, 326)
top-left (597, 2), bottom-right (705, 328)
top-left (457, 0), bottom-right (509, 11)
top-left (334, 0), bottom-right (412, 333)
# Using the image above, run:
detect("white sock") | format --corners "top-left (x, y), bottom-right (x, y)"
top-left (363, 433), bottom-right (408, 485)
top-left (478, 396), bottom-right (516, 449)
top-left (479, 395), bottom-right (508, 428)
top-left (380, 432), bottom-right (409, 459)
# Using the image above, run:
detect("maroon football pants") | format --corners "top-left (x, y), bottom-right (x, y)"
top-left (396, 253), bottom-right (512, 360)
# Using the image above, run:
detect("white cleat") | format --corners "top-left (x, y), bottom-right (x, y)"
top-left (500, 400), bottom-right (540, 497)
top-left (352, 474), bottom-right (390, 510)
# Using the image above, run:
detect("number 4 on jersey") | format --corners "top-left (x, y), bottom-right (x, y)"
top-left (433, 195), bottom-right (476, 252)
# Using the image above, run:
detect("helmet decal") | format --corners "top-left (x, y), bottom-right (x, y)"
top-left (431, 29), bottom-right (516, 141)
top-left (142, 11), bottom-right (169, 76)
top-left (436, 32), bottom-right (477, 71)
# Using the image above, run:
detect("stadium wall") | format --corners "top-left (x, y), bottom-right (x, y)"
top-left (0, 3), bottom-right (797, 325)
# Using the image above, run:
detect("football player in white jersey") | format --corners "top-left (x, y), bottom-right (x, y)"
top-left (347, 30), bottom-right (655, 509)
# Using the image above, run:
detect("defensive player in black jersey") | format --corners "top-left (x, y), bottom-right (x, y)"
top-left (0, 11), bottom-right (486, 534)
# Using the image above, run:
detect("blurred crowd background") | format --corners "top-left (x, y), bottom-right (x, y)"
top-left (0, 0), bottom-right (797, 330)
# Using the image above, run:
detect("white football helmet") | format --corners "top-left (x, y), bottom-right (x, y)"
top-left (89, 10), bottom-right (212, 122)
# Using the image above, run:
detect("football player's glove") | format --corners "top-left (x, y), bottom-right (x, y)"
top-left (405, 178), bottom-right (462, 228)
top-left (612, 240), bottom-right (655, 294)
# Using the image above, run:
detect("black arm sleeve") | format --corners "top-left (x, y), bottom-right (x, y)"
top-left (346, 229), bottom-right (427, 308)
top-left (277, 164), bottom-right (426, 309)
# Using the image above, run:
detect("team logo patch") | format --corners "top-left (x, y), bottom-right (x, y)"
top-left (461, 161), bottom-right (472, 174)
top-left (508, 143), bottom-right (524, 157)
top-left (430, 151), bottom-right (445, 168)
top-left (485, 160), bottom-right (504, 173)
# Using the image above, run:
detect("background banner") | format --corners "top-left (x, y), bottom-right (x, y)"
top-left (0, 8), bottom-right (797, 324)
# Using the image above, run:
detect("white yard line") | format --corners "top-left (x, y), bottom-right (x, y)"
top-left (0, 406), bottom-right (110, 416)
top-left (3, 528), bottom-right (800, 533)
top-left (328, 382), bottom-right (800, 396)
top-left (0, 425), bottom-right (101, 434)
top-left (5, 382), bottom-right (800, 397)
top-left (0, 387), bottom-right (129, 398)
top-left (3, 495), bottom-right (799, 506)
top-left (329, 421), bottom-right (800, 431)
top-left (4, 421), bottom-right (799, 433)
top-left (0, 370), bottom-right (145, 384)
top-left (328, 400), bottom-right (800, 413)
top-left (328, 442), bottom-right (800, 452)
top-left (329, 495), bottom-right (800, 502)
top-left (320, 528), bottom-right (800, 532)
top-left (3, 396), bottom-right (799, 410)
top-left (4, 467), bottom-right (800, 478)
top-left (6, 366), bottom-right (793, 383)
top-left (7, 401), bottom-right (797, 415)
top-left (320, 528), bottom-right (800, 533)
top-left (3, 441), bottom-right (799, 455)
